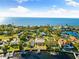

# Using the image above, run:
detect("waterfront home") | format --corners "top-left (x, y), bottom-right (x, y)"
top-left (18, 32), bottom-right (23, 38)
top-left (41, 32), bottom-right (46, 36)
top-left (13, 27), bottom-right (18, 31)
top-left (3, 41), bottom-right (8, 45)
top-left (69, 36), bottom-right (77, 42)
top-left (75, 27), bottom-right (79, 31)
top-left (61, 26), bottom-right (71, 31)
top-left (10, 37), bottom-right (19, 45)
top-left (61, 33), bottom-right (69, 39)
top-left (58, 39), bottom-right (67, 47)
top-left (35, 37), bottom-right (47, 50)
top-left (75, 40), bottom-right (79, 43)
top-left (30, 40), bottom-right (35, 48)
top-left (62, 43), bottom-right (74, 51)
top-left (26, 35), bottom-right (31, 41)
top-left (35, 38), bottom-right (45, 46)
top-left (3, 31), bottom-right (8, 34)
top-left (53, 25), bottom-right (61, 30)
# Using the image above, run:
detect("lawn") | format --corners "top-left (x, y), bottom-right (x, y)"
top-left (73, 43), bottom-right (79, 51)
top-left (7, 46), bottom-right (19, 52)
top-left (0, 34), bottom-right (18, 40)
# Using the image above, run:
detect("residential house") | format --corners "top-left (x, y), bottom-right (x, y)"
top-left (69, 36), bottom-right (77, 42)
top-left (10, 37), bottom-right (19, 45)
top-left (58, 39), bottom-right (67, 47)
top-left (30, 40), bottom-right (35, 48)
top-left (35, 38), bottom-right (45, 46)
top-left (61, 33), bottom-right (69, 39)
top-left (62, 43), bottom-right (74, 51)
top-left (41, 32), bottom-right (46, 36)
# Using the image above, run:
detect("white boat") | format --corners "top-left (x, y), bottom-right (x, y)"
top-left (36, 49), bottom-right (40, 54)
top-left (50, 52), bottom-right (57, 55)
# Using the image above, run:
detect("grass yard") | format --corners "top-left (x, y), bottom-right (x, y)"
top-left (0, 34), bottom-right (18, 40)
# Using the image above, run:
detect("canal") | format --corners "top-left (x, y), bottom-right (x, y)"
top-left (0, 51), bottom-right (76, 59)
top-left (19, 51), bottom-right (76, 59)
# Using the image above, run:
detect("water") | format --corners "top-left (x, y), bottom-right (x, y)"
top-left (0, 51), bottom-right (76, 59)
top-left (2, 17), bottom-right (79, 26)
top-left (20, 51), bottom-right (75, 59)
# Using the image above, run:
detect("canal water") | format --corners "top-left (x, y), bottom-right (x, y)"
top-left (0, 50), bottom-right (76, 59)
top-left (19, 51), bottom-right (75, 59)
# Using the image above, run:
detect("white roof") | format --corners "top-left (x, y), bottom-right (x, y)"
top-left (35, 38), bottom-right (45, 43)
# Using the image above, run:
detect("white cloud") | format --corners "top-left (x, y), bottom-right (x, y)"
top-left (16, 0), bottom-right (39, 3)
top-left (47, 8), bottom-right (79, 18)
top-left (65, 0), bottom-right (79, 7)
top-left (0, 6), bottom-right (79, 18)
top-left (16, 0), bottom-right (29, 3)
top-left (0, 6), bottom-right (30, 17)
top-left (9, 6), bottom-right (30, 13)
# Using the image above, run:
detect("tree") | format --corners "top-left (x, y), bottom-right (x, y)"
top-left (19, 42), bottom-right (24, 51)
top-left (20, 35), bottom-right (27, 42)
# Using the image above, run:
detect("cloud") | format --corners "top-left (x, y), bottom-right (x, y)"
top-left (16, 0), bottom-right (29, 3)
top-left (16, 0), bottom-right (39, 3)
top-left (47, 8), bottom-right (79, 18)
top-left (65, 0), bottom-right (79, 7)
top-left (0, 6), bottom-right (30, 17)
top-left (0, 6), bottom-right (79, 18)
top-left (9, 6), bottom-right (30, 13)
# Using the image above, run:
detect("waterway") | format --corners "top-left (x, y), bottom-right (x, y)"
top-left (19, 51), bottom-right (76, 59)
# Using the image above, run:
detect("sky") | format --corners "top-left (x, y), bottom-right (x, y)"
top-left (0, 0), bottom-right (79, 18)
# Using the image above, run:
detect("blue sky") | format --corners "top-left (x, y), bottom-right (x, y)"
top-left (0, 0), bottom-right (61, 11)
top-left (0, 0), bottom-right (75, 11)
top-left (0, 0), bottom-right (79, 17)
top-left (0, 0), bottom-right (79, 25)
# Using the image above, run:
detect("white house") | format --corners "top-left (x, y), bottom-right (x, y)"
top-left (35, 38), bottom-right (45, 46)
